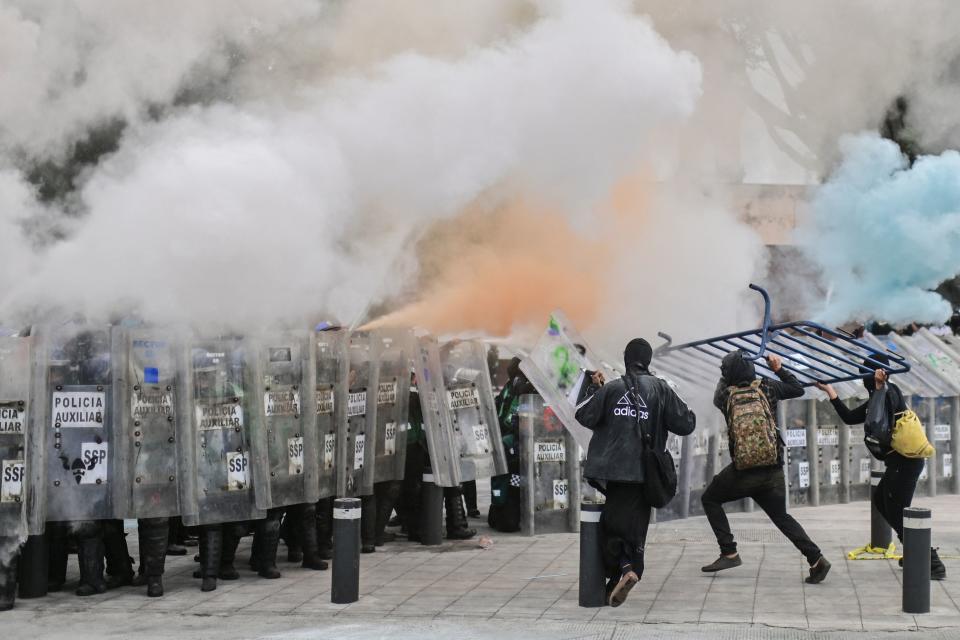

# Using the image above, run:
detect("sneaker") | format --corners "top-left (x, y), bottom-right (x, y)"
top-left (701, 554), bottom-right (742, 573)
top-left (805, 557), bottom-right (831, 584)
top-left (608, 571), bottom-right (639, 608)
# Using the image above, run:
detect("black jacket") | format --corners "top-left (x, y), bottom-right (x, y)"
top-left (713, 353), bottom-right (805, 465)
top-left (575, 367), bottom-right (695, 483)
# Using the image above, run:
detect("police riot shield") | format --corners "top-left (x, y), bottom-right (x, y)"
top-left (113, 328), bottom-right (183, 520)
top-left (517, 394), bottom-right (579, 535)
top-left (180, 338), bottom-right (265, 526)
top-left (338, 332), bottom-right (377, 497)
top-left (39, 324), bottom-right (117, 522)
top-left (519, 311), bottom-right (622, 451)
top-left (312, 330), bottom-right (345, 500)
top-left (251, 332), bottom-right (320, 510)
top-left (0, 335), bottom-right (42, 538)
top-left (416, 336), bottom-right (507, 487)
top-left (371, 329), bottom-right (413, 485)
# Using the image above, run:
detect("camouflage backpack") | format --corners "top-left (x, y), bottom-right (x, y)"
top-left (725, 380), bottom-right (779, 470)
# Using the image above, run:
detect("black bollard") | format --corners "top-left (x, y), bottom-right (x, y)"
top-left (870, 471), bottom-right (892, 550)
top-left (578, 502), bottom-right (606, 608)
top-left (902, 507), bottom-right (931, 614)
top-left (16, 534), bottom-right (47, 599)
top-left (419, 473), bottom-right (443, 546)
top-left (331, 497), bottom-right (360, 604)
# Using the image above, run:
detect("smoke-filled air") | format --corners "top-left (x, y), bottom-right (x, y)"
top-left (2, 0), bottom-right (960, 343)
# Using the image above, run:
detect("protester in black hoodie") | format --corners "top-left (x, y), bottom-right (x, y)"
top-left (575, 338), bottom-right (695, 607)
top-left (816, 355), bottom-right (945, 579)
top-left (701, 350), bottom-right (831, 584)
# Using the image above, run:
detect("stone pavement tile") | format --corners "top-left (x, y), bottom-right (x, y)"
top-left (390, 604), bottom-right (445, 617)
top-left (860, 614), bottom-right (919, 631)
top-left (753, 597), bottom-right (806, 613)
top-left (539, 606), bottom-right (599, 622)
top-left (699, 610), bottom-right (753, 624)
top-left (917, 614), bottom-right (960, 628)
top-left (492, 609), bottom-right (545, 619)
top-left (291, 597), bottom-right (351, 614)
top-left (752, 613), bottom-right (809, 629)
top-left (592, 605), bottom-right (647, 622)
top-left (806, 615), bottom-right (864, 631)
top-left (644, 610), bottom-right (702, 624)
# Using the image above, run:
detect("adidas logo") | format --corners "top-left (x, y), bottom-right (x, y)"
top-left (614, 391), bottom-right (649, 419)
top-left (617, 392), bottom-right (647, 408)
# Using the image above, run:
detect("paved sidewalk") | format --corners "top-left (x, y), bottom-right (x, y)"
top-left (7, 494), bottom-right (960, 638)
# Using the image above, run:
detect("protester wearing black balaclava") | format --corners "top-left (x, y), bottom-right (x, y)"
top-left (700, 350), bottom-right (830, 584)
top-left (818, 354), bottom-right (945, 579)
top-left (575, 338), bottom-right (695, 608)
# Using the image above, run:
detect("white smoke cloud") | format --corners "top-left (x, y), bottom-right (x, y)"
top-left (1, 1), bottom-right (703, 329)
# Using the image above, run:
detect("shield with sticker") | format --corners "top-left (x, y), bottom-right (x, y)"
top-left (38, 324), bottom-right (118, 522)
top-left (371, 329), bottom-right (414, 485)
top-left (179, 337), bottom-right (265, 526)
top-left (416, 335), bottom-right (507, 487)
top-left (0, 334), bottom-right (42, 538)
top-left (249, 331), bottom-right (320, 510)
top-left (113, 327), bottom-right (185, 520)
top-left (312, 329), bottom-right (345, 500)
top-left (337, 331), bottom-right (377, 497)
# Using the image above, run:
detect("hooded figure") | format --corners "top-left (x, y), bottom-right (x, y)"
top-left (574, 338), bottom-right (696, 607)
top-left (720, 350), bottom-right (756, 386)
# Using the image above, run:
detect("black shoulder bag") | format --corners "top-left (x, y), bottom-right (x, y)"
top-left (625, 373), bottom-right (677, 508)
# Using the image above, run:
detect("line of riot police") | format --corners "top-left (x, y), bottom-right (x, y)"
top-left (0, 322), bottom-right (507, 609)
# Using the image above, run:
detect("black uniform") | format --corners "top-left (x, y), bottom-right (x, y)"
top-left (575, 364), bottom-right (695, 579)
top-left (702, 351), bottom-right (822, 566)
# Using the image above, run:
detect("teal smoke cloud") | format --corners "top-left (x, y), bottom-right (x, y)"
top-left (799, 134), bottom-right (960, 325)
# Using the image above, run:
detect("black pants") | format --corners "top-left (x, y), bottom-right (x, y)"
top-left (702, 464), bottom-right (821, 565)
top-left (876, 453), bottom-right (924, 542)
top-left (600, 482), bottom-right (651, 579)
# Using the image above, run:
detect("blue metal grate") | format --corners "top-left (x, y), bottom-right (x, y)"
top-left (654, 285), bottom-right (911, 387)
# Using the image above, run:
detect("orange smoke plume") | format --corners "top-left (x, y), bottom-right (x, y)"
top-left (366, 177), bottom-right (651, 337)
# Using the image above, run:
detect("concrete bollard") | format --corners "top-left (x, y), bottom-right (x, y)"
top-left (870, 471), bottom-right (892, 550)
top-left (578, 502), bottom-right (606, 608)
top-left (419, 473), bottom-right (443, 546)
top-left (902, 507), bottom-right (931, 614)
top-left (331, 497), bottom-right (361, 604)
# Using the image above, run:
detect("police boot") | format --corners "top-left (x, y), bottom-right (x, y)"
top-left (0, 549), bottom-right (18, 611)
top-left (219, 524), bottom-right (243, 581)
top-left (248, 526), bottom-right (263, 572)
top-left (140, 518), bottom-right (169, 597)
top-left (374, 481), bottom-right (400, 546)
top-left (360, 495), bottom-right (377, 554)
top-left (932, 547), bottom-right (947, 581)
top-left (462, 480), bottom-right (481, 518)
top-left (199, 526), bottom-right (222, 592)
top-left (316, 499), bottom-right (333, 560)
top-left (166, 517), bottom-right (187, 556)
top-left (75, 525), bottom-right (107, 597)
top-left (280, 509), bottom-right (303, 563)
top-left (298, 504), bottom-right (328, 570)
top-left (255, 515), bottom-right (282, 579)
top-left (103, 519), bottom-right (134, 589)
top-left (46, 524), bottom-right (68, 592)
top-left (444, 489), bottom-right (476, 540)
top-left (131, 524), bottom-right (148, 587)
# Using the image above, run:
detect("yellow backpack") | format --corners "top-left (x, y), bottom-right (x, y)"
top-left (891, 410), bottom-right (935, 459)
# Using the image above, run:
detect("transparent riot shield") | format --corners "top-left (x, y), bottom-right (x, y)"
top-left (338, 332), bottom-right (377, 497)
top-left (517, 394), bottom-right (580, 535)
top-left (0, 336), bottom-right (42, 538)
top-left (313, 330), bottom-right (345, 500)
top-left (371, 329), bottom-right (413, 485)
top-left (251, 332), bottom-right (320, 510)
top-left (519, 311), bottom-right (622, 451)
top-left (416, 336), bottom-right (507, 487)
top-left (113, 328), bottom-right (183, 520)
top-left (180, 338), bottom-right (265, 526)
top-left (39, 324), bottom-right (117, 522)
